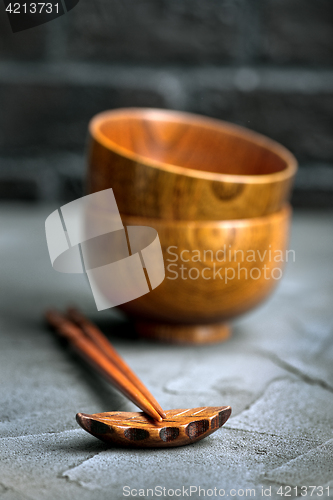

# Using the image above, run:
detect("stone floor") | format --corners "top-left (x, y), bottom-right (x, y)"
top-left (0, 204), bottom-right (332, 500)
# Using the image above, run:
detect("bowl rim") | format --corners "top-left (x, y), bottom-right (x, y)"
top-left (89, 108), bottom-right (298, 185)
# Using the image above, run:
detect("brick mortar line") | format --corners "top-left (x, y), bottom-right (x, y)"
top-left (0, 62), bottom-right (333, 92)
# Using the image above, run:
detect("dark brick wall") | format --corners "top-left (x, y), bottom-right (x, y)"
top-left (261, 0), bottom-right (333, 65)
top-left (0, 6), bottom-right (47, 60)
top-left (0, 0), bottom-right (332, 205)
top-left (66, 0), bottom-right (240, 63)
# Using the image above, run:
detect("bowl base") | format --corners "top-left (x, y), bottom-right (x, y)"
top-left (135, 321), bottom-right (231, 344)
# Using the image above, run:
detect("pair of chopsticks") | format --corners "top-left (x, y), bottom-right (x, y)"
top-left (45, 308), bottom-right (166, 422)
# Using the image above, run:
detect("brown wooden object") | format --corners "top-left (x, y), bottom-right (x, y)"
top-left (76, 406), bottom-right (232, 448)
top-left (66, 307), bottom-right (166, 419)
top-left (87, 108), bottom-right (297, 221)
top-left (87, 205), bottom-right (291, 343)
top-left (45, 310), bottom-right (164, 422)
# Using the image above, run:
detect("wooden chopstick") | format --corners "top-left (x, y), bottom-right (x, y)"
top-left (45, 310), bottom-right (164, 422)
top-left (66, 307), bottom-right (166, 420)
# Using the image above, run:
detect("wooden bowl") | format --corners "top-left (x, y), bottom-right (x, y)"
top-left (95, 205), bottom-right (290, 344)
top-left (87, 108), bottom-right (297, 221)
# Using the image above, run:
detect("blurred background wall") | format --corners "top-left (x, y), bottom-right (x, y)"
top-left (0, 0), bottom-right (332, 206)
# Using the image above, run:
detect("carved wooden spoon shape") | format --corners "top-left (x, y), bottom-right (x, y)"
top-left (76, 406), bottom-right (231, 448)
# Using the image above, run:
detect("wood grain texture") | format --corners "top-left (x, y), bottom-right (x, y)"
top-left (87, 108), bottom-right (297, 221)
top-left (107, 206), bottom-right (291, 340)
top-left (76, 406), bottom-right (231, 448)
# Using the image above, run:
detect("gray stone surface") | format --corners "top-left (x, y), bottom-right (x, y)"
top-left (0, 204), bottom-right (332, 499)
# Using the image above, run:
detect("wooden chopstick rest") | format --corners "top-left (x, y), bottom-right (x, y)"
top-left (76, 406), bottom-right (232, 448)
top-left (46, 309), bottom-right (232, 448)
